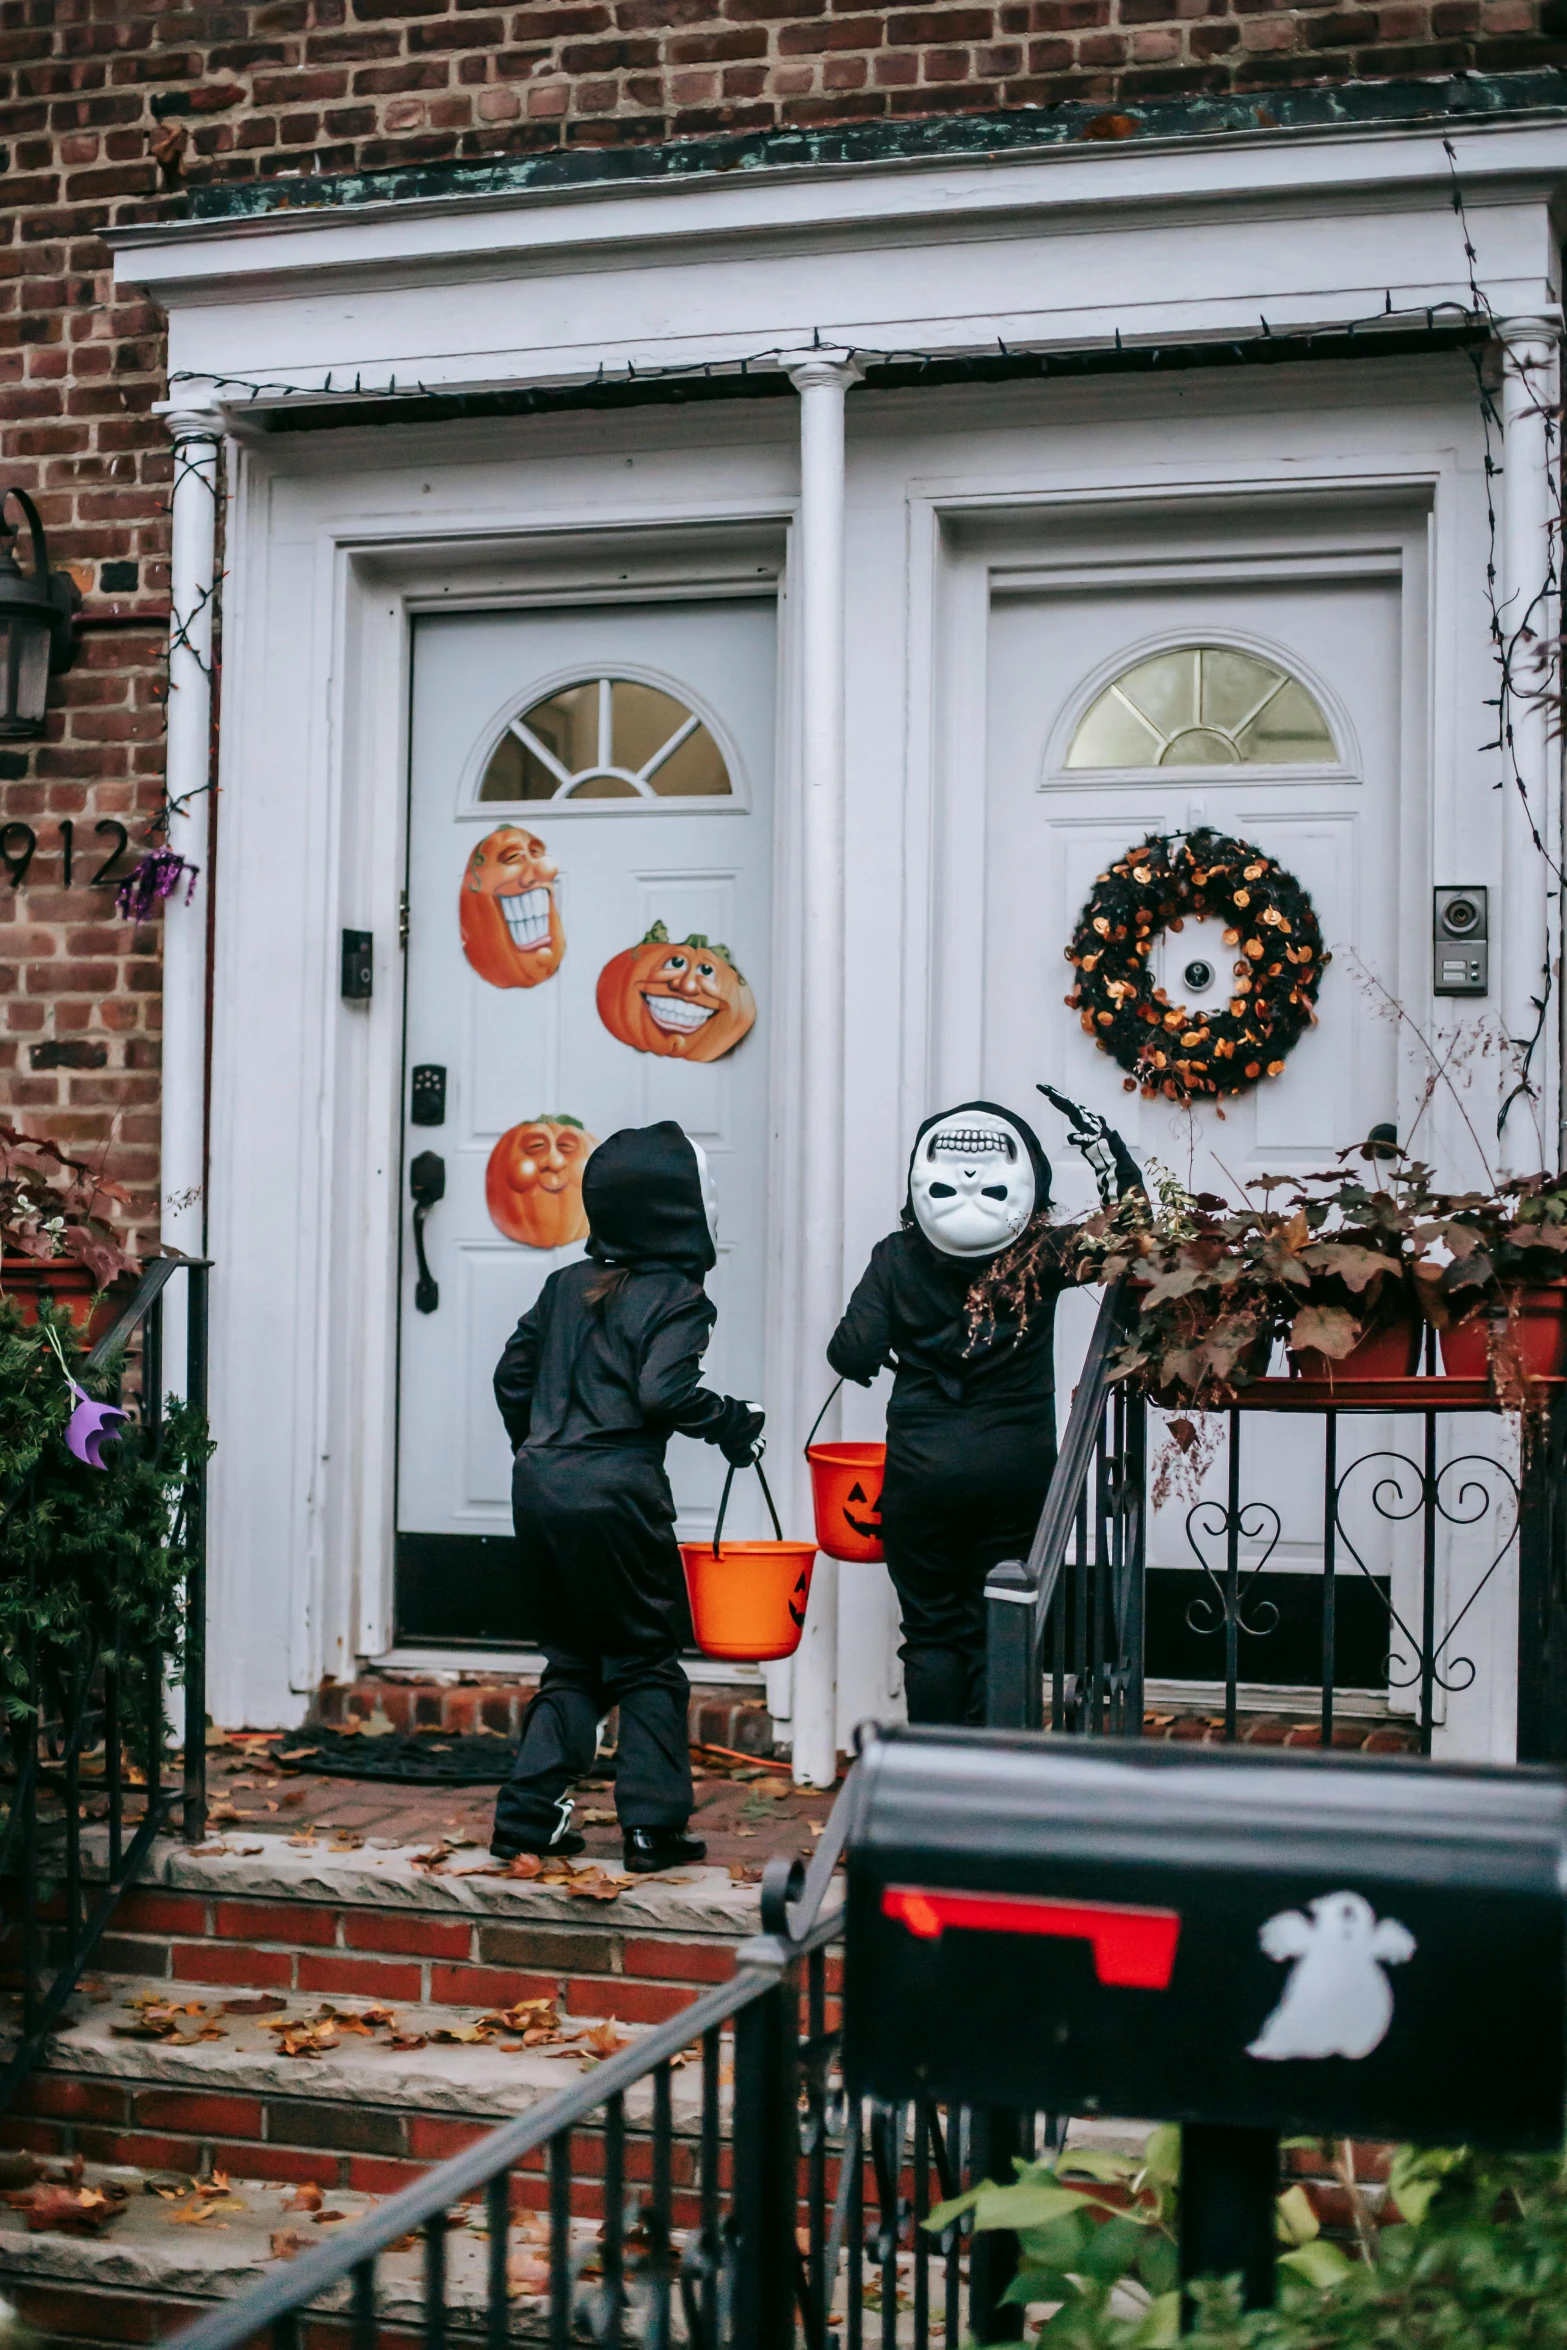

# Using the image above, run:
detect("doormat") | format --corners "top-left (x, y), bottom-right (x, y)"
top-left (279, 1729), bottom-right (518, 1785)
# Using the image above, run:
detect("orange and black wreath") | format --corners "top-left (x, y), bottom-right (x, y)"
top-left (1064, 827), bottom-right (1328, 1104)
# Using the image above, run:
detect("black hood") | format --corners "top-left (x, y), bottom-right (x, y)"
top-left (901, 1099), bottom-right (1052, 1228)
top-left (583, 1121), bottom-right (716, 1277)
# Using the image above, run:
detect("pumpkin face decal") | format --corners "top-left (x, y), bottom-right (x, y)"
top-left (460, 828), bottom-right (563, 990)
top-left (485, 1116), bottom-right (597, 1250)
top-left (596, 922), bottom-right (756, 1062)
top-left (841, 1478), bottom-right (883, 1542)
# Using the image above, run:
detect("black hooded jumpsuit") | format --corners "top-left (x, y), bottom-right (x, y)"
top-left (492, 1122), bottom-right (761, 1849)
top-left (828, 1101), bottom-right (1067, 1728)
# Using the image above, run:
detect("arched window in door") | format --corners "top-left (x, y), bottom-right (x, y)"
top-left (479, 675), bottom-right (733, 802)
top-left (1065, 645), bottom-right (1338, 769)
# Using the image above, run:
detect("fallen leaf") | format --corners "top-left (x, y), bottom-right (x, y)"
top-left (0, 2157), bottom-right (42, 2188)
top-left (580, 1808), bottom-right (618, 1826)
top-left (145, 2173), bottom-right (195, 2199)
top-left (197, 2172), bottom-right (232, 2199)
top-left (509, 2251), bottom-right (551, 2297)
top-left (580, 2022), bottom-right (631, 2059)
top-left (313, 2208), bottom-right (349, 2224)
top-left (388, 2033), bottom-right (429, 2051)
top-left (222, 1994), bottom-right (288, 2017)
top-left (431, 2023), bottom-right (492, 2045)
top-left (503, 1853), bottom-right (543, 1880)
top-left (285, 2183), bottom-right (323, 2213)
top-left (560, 1870), bottom-right (625, 1903)
top-left (24, 2186), bottom-right (122, 2237)
top-left (270, 2228), bottom-right (304, 2260)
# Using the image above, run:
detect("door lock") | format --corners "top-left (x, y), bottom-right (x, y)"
top-left (410, 1065), bottom-right (447, 1127)
top-left (410, 1150), bottom-right (445, 1315)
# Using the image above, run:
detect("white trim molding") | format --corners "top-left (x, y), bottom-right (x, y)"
top-left (113, 119), bottom-right (1566, 409)
top-left (1497, 310), bottom-right (1563, 1173)
top-left (157, 405), bottom-right (223, 1268)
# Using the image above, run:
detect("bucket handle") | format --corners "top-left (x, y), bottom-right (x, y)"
top-left (712, 1446), bottom-right (784, 1561)
top-left (802, 1378), bottom-right (844, 1459)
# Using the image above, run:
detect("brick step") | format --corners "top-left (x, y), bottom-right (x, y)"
top-left (3, 1972), bottom-right (705, 2195)
top-left (0, 2159), bottom-right (567, 2346)
top-left (312, 1672), bottom-right (777, 1755)
top-left (14, 1829), bottom-right (765, 2019)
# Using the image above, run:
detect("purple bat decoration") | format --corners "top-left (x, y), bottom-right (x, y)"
top-left (64, 1381), bottom-right (128, 1470)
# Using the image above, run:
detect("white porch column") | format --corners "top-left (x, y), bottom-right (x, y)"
top-left (1496, 316), bottom-right (1561, 1176)
top-left (158, 407), bottom-right (223, 1263)
top-left (784, 349), bottom-right (862, 1789)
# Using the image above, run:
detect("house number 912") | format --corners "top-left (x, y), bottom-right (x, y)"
top-left (0, 822), bottom-right (130, 891)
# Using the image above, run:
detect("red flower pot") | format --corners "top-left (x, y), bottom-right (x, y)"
top-left (0, 1257), bottom-right (131, 1345)
top-left (1440, 1285), bottom-right (1567, 1381)
top-left (1291, 1311), bottom-right (1422, 1383)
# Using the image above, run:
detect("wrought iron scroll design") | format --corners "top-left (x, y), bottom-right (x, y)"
top-left (1178, 1404), bottom-right (1520, 1755)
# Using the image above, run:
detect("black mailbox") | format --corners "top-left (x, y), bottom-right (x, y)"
top-left (844, 1729), bottom-right (1567, 2149)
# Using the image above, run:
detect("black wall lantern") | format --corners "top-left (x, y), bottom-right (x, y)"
top-left (0, 486), bottom-right (79, 741)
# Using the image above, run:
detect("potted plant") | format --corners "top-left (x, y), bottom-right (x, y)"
top-left (1074, 1149), bottom-right (1428, 1406)
top-left (0, 1123), bottom-right (139, 1340)
top-left (1412, 1170), bottom-right (1567, 1393)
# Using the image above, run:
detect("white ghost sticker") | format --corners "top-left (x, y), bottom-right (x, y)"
top-left (1246, 1891), bottom-right (1415, 2063)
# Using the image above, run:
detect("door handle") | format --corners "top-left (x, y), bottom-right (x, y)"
top-left (410, 1150), bottom-right (445, 1314)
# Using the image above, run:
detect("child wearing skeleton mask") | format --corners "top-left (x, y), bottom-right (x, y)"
top-left (828, 1096), bottom-right (1137, 1726)
top-left (491, 1121), bottom-right (764, 1872)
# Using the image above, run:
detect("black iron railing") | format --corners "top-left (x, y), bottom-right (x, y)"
top-left (983, 1286), bottom-right (1567, 1762)
top-left (165, 1767), bottom-right (1052, 2350)
top-left (0, 1253), bottom-right (210, 2112)
top-left (985, 1277), bottom-right (1147, 1735)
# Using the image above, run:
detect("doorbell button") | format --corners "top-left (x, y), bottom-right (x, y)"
top-left (1432, 886), bottom-right (1489, 995)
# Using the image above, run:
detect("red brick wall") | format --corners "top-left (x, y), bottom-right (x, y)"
top-left (4, 1), bottom-right (1565, 1240)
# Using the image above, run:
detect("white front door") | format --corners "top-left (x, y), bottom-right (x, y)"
top-left (984, 554), bottom-right (1410, 1693)
top-left (396, 597), bottom-right (776, 1647)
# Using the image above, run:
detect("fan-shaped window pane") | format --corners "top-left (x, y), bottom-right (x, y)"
top-left (1065, 646), bottom-right (1337, 769)
top-left (479, 675), bottom-right (733, 803)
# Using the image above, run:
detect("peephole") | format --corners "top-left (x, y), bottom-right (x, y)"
top-left (1183, 959), bottom-right (1215, 993)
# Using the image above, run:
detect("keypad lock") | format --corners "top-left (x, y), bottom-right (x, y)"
top-left (411, 1065), bottom-right (447, 1126)
top-left (1433, 886), bottom-right (1489, 996)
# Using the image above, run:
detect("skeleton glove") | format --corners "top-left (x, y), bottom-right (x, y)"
top-left (1036, 1084), bottom-right (1143, 1205)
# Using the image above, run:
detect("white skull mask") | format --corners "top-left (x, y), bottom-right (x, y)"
top-left (909, 1111), bottom-right (1037, 1258)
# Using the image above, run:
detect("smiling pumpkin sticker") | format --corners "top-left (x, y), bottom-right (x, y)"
top-left (486, 1115), bottom-right (597, 1249)
top-left (596, 922), bottom-right (756, 1062)
top-left (460, 826), bottom-right (563, 989)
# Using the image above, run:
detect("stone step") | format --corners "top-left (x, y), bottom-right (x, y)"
top-left (4, 1971), bottom-right (707, 2197)
top-left (18, 1829), bottom-right (771, 2023)
top-left (0, 2157), bottom-right (581, 2346)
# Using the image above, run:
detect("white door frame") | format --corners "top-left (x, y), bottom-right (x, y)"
top-left (206, 462), bottom-right (800, 1726)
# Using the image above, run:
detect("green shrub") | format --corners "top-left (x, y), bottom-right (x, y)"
top-left (0, 1297), bottom-right (210, 1723)
top-left (932, 2133), bottom-right (1567, 2348)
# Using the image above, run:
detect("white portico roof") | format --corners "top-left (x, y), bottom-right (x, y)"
top-left (111, 111), bottom-right (1567, 413)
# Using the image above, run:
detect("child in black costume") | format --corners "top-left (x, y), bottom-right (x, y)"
top-left (491, 1121), bottom-right (764, 1873)
top-left (829, 1095), bottom-right (1138, 1727)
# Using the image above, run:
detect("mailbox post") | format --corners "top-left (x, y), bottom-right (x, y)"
top-left (845, 1728), bottom-right (1567, 2332)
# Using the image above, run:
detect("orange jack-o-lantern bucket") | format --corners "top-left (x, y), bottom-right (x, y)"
top-left (805, 1443), bottom-right (886, 1563)
top-left (681, 1457), bottom-right (816, 1664)
top-left (802, 1381), bottom-right (886, 1562)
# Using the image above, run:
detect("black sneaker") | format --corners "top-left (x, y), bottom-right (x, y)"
top-left (622, 1827), bottom-right (707, 1873)
top-left (490, 1830), bottom-right (586, 1862)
